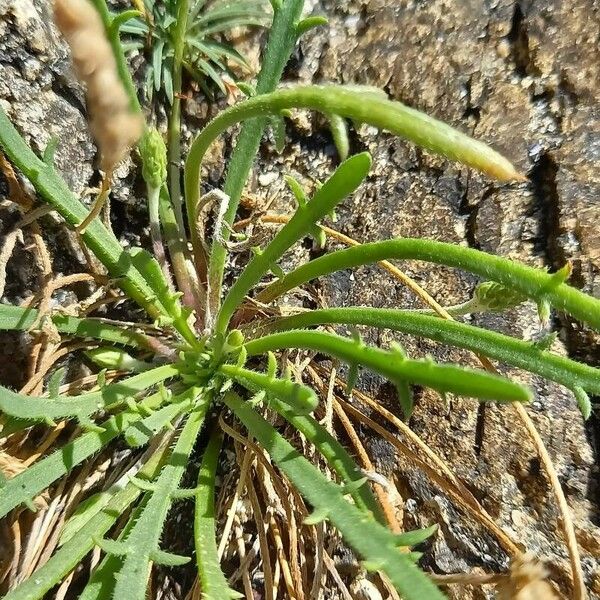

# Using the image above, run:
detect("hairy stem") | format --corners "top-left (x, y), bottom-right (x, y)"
top-left (167, 0), bottom-right (191, 238)
top-left (189, 0), bottom-right (305, 314)
top-left (257, 238), bottom-right (600, 330)
top-left (148, 184), bottom-right (175, 289)
top-left (257, 308), bottom-right (600, 395)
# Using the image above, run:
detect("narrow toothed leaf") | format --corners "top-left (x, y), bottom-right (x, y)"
top-left (270, 114), bottom-right (286, 153)
top-left (194, 430), bottom-right (241, 599)
top-left (303, 507), bottom-right (330, 525)
top-left (111, 403), bottom-right (208, 600)
top-left (235, 81), bottom-right (256, 97)
top-left (124, 393), bottom-right (194, 447)
top-left (284, 174), bottom-right (308, 207)
top-left (42, 136), bottom-right (59, 166)
top-left (573, 386), bottom-right (592, 420)
top-left (0, 106), bottom-right (200, 345)
top-left (85, 347), bottom-right (152, 372)
top-left (47, 367), bottom-right (66, 398)
top-left (219, 363), bottom-right (318, 414)
top-left (256, 307), bottom-right (600, 397)
top-left (254, 239), bottom-right (600, 332)
top-left (0, 365), bottom-right (177, 422)
top-left (346, 362), bottom-right (359, 395)
top-left (224, 393), bottom-right (445, 600)
top-left (340, 477), bottom-right (368, 495)
top-left (128, 476), bottom-right (159, 492)
top-left (94, 537), bottom-right (130, 557)
top-left (0, 303), bottom-right (156, 350)
top-left (268, 397), bottom-right (384, 522)
top-left (245, 331), bottom-right (532, 404)
top-left (395, 380), bottom-right (414, 420)
top-left (0, 386), bottom-right (190, 518)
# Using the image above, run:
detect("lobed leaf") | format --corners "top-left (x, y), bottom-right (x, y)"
top-left (267, 396), bottom-right (384, 521)
top-left (109, 404), bottom-right (208, 600)
top-left (0, 303), bottom-right (157, 349)
top-left (0, 386), bottom-right (194, 519)
top-left (244, 330), bottom-right (532, 404)
top-left (0, 365), bottom-right (178, 422)
top-left (0, 107), bottom-right (196, 345)
top-left (256, 238), bottom-right (600, 331)
top-left (219, 362), bottom-right (318, 416)
top-left (194, 428), bottom-right (242, 599)
top-left (3, 438), bottom-right (171, 600)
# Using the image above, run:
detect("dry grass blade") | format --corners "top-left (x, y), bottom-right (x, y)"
top-left (335, 396), bottom-right (522, 556)
top-left (235, 441), bottom-right (275, 600)
top-left (308, 362), bottom-right (402, 534)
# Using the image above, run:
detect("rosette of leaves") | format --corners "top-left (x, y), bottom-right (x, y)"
top-left (0, 0), bottom-right (598, 598)
top-left (122, 0), bottom-right (272, 102)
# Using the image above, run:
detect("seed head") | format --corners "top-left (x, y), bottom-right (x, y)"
top-left (54, 0), bottom-right (143, 173)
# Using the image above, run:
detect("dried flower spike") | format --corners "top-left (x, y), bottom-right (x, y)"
top-left (54, 0), bottom-right (143, 174)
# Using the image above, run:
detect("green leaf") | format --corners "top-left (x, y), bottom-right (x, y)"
top-left (394, 524), bottom-right (438, 547)
top-left (0, 385), bottom-right (188, 518)
top-left (0, 303), bottom-right (155, 350)
top-left (216, 152), bottom-right (371, 332)
top-left (255, 238), bottom-right (600, 332)
top-left (573, 386), bottom-right (592, 420)
top-left (3, 438), bottom-right (170, 600)
top-left (0, 107), bottom-right (197, 345)
top-left (110, 405), bottom-right (208, 600)
top-left (325, 112), bottom-right (349, 161)
top-left (152, 39), bottom-right (165, 91)
top-left (194, 429), bottom-right (243, 599)
top-left (256, 307), bottom-right (600, 398)
top-left (59, 491), bottom-right (113, 546)
top-left (85, 347), bottom-right (152, 372)
top-left (296, 15), bottom-right (328, 36)
top-left (224, 393), bottom-right (445, 600)
top-left (244, 330), bottom-right (532, 404)
top-left (123, 395), bottom-right (193, 447)
top-left (268, 396), bottom-right (384, 522)
top-left (219, 364), bottom-right (318, 414)
top-left (0, 364), bottom-right (178, 422)
top-left (185, 0), bottom-right (306, 324)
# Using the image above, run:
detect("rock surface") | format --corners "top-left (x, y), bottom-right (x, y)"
top-left (0, 0), bottom-right (598, 598)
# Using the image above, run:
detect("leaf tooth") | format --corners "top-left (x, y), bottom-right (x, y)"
top-left (303, 506), bottom-right (330, 525)
top-left (150, 549), bottom-right (190, 566)
top-left (94, 537), bottom-right (130, 557)
top-left (296, 16), bottom-right (328, 37)
top-left (573, 386), bottom-right (591, 420)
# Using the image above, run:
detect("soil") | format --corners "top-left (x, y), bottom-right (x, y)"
top-left (0, 0), bottom-right (599, 598)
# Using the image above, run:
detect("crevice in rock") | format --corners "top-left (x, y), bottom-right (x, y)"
top-left (461, 77), bottom-right (481, 125)
top-left (528, 151), bottom-right (561, 267)
top-left (506, 2), bottom-right (539, 78)
top-left (529, 152), bottom-right (600, 510)
top-left (458, 176), bottom-right (487, 251)
top-left (51, 77), bottom-right (87, 118)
